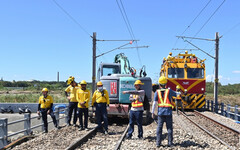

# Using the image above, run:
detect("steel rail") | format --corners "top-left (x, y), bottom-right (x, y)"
top-left (114, 124), bottom-right (130, 150)
top-left (179, 111), bottom-right (234, 150)
top-left (194, 110), bottom-right (240, 135)
top-left (2, 135), bottom-right (35, 150)
top-left (65, 126), bottom-right (98, 150)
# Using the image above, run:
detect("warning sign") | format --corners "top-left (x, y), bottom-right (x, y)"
top-left (110, 82), bottom-right (117, 95)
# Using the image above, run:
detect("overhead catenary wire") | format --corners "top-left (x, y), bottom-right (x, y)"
top-left (172, 0), bottom-right (212, 49)
top-left (116, 0), bottom-right (142, 66)
top-left (52, 0), bottom-right (92, 37)
top-left (193, 0), bottom-right (226, 38)
top-left (184, 0), bottom-right (226, 49)
top-left (181, 0), bottom-right (212, 36)
top-left (222, 21), bottom-right (240, 37)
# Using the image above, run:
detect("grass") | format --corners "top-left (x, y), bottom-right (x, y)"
top-left (1, 89), bottom-right (240, 106)
top-left (0, 92), bottom-right (68, 103)
top-left (206, 93), bottom-right (240, 106)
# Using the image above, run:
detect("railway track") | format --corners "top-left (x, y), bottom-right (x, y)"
top-left (74, 124), bottom-right (129, 150)
top-left (11, 118), bottom-right (129, 150)
top-left (179, 110), bottom-right (240, 150)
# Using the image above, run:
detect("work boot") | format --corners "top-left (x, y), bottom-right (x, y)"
top-left (85, 127), bottom-right (89, 131)
top-left (78, 127), bottom-right (84, 131)
top-left (43, 130), bottom-right (48, 133)
top-left (73, 124), bottom-right (77, 127)
top-left (125, 134), bottom-right (132, 139)
top-left (104, 131), bottom-right (109, 135)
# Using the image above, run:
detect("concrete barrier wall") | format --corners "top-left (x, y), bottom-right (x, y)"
top-left (0, 103), bottom-right (68, 113)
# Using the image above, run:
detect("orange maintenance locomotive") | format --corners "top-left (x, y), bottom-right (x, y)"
top-left (160, 51), bottom-right (206, 109)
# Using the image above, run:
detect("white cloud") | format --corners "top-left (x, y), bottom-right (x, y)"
top-left (206, 74), bottom-right (214, 81)
top-left (206, 74), bottom-right (230, 83)
top-left (232, 70), bottom-right (240, 74)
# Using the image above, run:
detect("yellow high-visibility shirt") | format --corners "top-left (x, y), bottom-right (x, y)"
top-left (65, 85), bottom-right (81, 102)
top-left (76, 89), bottom-right (90, 108)
top-left (92, 90), bottom-right (110, 106)
top-left (39, 95), bottom-right (53, 109)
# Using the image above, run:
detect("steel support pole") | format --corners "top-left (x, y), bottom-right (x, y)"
top-left (24, 113), bottom-right (31, 135)
top-left (0, 118), bottom-right (8, 149)
top-left (214, 32), bottom-right (219, 113)
top-left (92, 32), bottom-right (97, 95)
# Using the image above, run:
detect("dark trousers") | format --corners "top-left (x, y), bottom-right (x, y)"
top-left (95, 103), bottom-right (108, 131)
top-left (157, 115), bottom-right (173, 145)
top-left (68, 102), bottom-right (78, 125)
top-left (176, 100), bottom-right (184, 115)
top-left (41, 108), bottom-right (57, 131)
top-left (128, 110), bottom-right (143, 138)
top-left (78, 108), bottom-right (88, 128)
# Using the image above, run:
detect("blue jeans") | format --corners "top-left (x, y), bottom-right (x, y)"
top-left (128, 110), bottom-right (143, 138)
top-left (78, 108), bottom-right (88, 128)
top-left (68, 102), bottom-right (78, 125)
top-left (156, 115), bottom-right (173, 145)
top-left (95, 103), bottom-right (108, 131)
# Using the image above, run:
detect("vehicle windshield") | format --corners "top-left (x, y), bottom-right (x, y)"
top-left (102, 65), bottom-right (120, 76)
top-left (168, 68), bottom-right (184, 78)
top-left (187, 68), bottom-right (204, 78)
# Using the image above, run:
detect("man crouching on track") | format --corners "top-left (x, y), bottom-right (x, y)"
top-left (37, 88), bottom-right (59, 133)
top-left (76, 80), bottom-right (90, 131)
top-left (122, 80), bottom-right (145, 139)
top-left (91, 81), bottom-right (110, 134)
top-left (152, 76), bottom-right (176, 147)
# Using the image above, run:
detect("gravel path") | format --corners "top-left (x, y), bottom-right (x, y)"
top-left (8, 111), bottom-right (239, 149)
top-left (201, 111), bottom-right (240, 132)
top-left (120, 113), bottom-right (230, 150)
top-left (12, 124), bottom-right (95, 150)
top-left (77, 123), bottom-right (127, 150)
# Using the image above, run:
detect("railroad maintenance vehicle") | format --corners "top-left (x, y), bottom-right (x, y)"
top-left (90, 53), bottom-right (152, 124)
top-left (159, 51), bottom-right (206, 109)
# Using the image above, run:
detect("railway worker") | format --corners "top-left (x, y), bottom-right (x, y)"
top-left (91, 81), bottom-right (110, 134)
top-left (37, 88), bottom-right (58, 133)
top-left (190, 54), bottom-right (198, 63)
top-left (76, 80), bottom-right (90, 131)
top-left (122, 80), bottom-right (145, 139)
top-left (152, 76), bottom-right (176, 147)
top-left (65, 76), bottom-right (81, 127)
top-left (175, 85), bottom-right (184, 115)
top-left (167, 52), bottom-right (173, 61)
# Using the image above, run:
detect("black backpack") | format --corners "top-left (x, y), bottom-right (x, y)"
top-left (143, 94), bottom-right (150, 110)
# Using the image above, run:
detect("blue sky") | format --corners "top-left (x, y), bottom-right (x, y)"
top-left (0, 0), bottom-right (239, 85)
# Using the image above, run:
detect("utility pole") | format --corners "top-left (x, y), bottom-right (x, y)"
top-left (57, 72), bottom-right (59, 82)
top-left (92, 32), bottom-right (97, 95)
top-left (214, 32), bottom-right (219, 113)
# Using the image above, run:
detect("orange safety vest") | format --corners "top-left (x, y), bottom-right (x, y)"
top-left (157, 89), bottom-right (174, 109)
top-left (191, 58), bottom-right (197, 63)
top-left (131, 95), bottom-right (143, 108)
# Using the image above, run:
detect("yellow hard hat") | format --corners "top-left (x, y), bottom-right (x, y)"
top-left (97, 81), bottom-right (103, 86)
top-left (67, 77), bottom-right (74, 85)
top-left (185, 51), bottom-right (188, 54)
top-left (42, 88), bottom-right (48, 92)
top-left (176, 85), bottom-right (180, 89)
top-left (69, 76), bottom-right (75, 80)
top-left (134, 80), bottom-right (144, 85)
top-left (158, 76), bottom-right (167, 84)
top-left (169, 52), bottom-right (172, 55)
top-left (192, 54), bottom-right (195, 57)
top-left (80, 80), bottom-right (87, 85)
